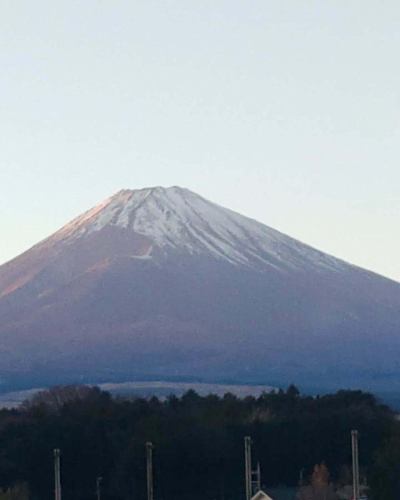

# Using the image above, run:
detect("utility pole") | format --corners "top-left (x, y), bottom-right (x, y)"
top-left (146, 442), bottom-right (154, 500)
top-left (244, 436), bottom-right (252, 500)
top-left (96, 476), bottom-right (102, 500)
top-left (351, 430), bottom-right (360, 500)
top-left (54, 448), bottom-right (62, 500)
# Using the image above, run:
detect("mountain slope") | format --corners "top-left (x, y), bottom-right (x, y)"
top-left (1, 186), bottom-right (400, 392)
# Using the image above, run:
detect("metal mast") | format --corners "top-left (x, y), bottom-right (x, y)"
top-left (252, 461), bottom-right (261, 494)
top-left (146, 442), bottom-right (154, 500)
top-left (96, 476), bottom-right (103, 500)
top-left (54, 448), bottom-right (62, 500)
top-left (244, 437), bottom-right (252, 500)
top-left (351, 430), bottom-right (360, 500)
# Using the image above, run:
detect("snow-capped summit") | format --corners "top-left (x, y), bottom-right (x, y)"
top-left (1, 186), bottom-right (400, 393)
top-left (51, 186), bottom-right (344, 273)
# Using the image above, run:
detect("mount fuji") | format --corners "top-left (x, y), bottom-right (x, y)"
top-left (1, 186), bottom-right (400, 392)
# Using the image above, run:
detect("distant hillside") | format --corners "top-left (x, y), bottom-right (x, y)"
top-left (1, 186), bottom-right (400, 392)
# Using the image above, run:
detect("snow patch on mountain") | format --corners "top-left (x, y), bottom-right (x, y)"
top-left (51, 186), bottom-right (349, 273)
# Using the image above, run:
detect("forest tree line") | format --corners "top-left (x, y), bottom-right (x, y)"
top-left (0, 385), bottom-right (399, 500)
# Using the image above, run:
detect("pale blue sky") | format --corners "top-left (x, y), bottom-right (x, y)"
top-left (1, 1), bottom-right (399, 281)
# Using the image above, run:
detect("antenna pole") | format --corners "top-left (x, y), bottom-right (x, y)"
top-left (96, 476), bottom-right (102, 500)
top-left (244, 437), bottom-right (252, 500)
top-left (255, 462), bottom-right (261, 493)
top-left (54, 449), bottom-right (62, 500)
top-left (146, 442), bottom-right (154, 500)
top-left (351, 430), bottom-right (360, 500)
